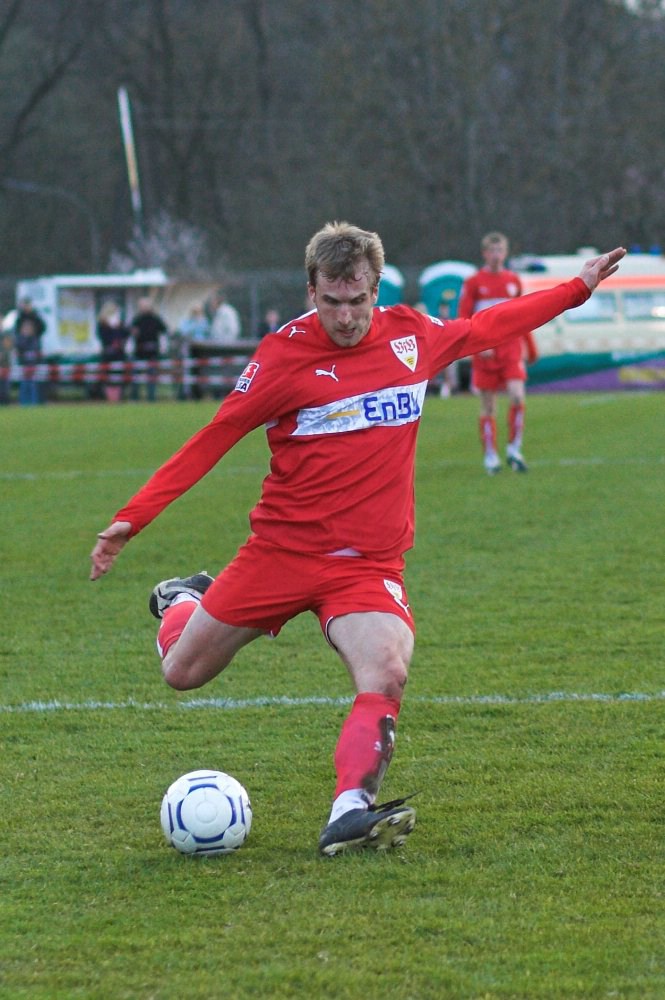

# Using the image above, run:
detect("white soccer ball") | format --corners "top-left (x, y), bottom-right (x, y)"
top-left (160, 769), bottom-right (252, 856)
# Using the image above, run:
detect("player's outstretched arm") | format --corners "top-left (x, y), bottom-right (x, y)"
top-left (578, 247), bottom-right (626, 292)
top-left (90, 520), bottom-right (132, 580)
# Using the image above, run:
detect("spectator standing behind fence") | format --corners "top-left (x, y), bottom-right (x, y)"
top-left (255, 307), bottom-right (281, 338)
top-left (206, 290), bottom-right (242, 399)
top-left (173, 302), bottom-right (211, 400)
top-left (209, 290), bottom-right (241, 345)
top-left (129, 297), bottom-right (167, 403)
top-left (97, 301), bottom-right (130, 403)
top-left (178, 302), bottom-right (210, 346)
top-left (14, 297), bottom-right (46, 405)
top-left (0, 315), bottom-right (14, 405)
top-left (457, 232), bottom-right (539, 474)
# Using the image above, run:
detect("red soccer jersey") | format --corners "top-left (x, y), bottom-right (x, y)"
top-left (115, 278), bottom-right (589, 560)
top-left (457, 266), bottom-right (523, 318)
top-left (458, 266), bottom-right (536, 369)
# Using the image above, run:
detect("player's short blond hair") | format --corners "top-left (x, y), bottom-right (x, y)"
top-left (481, 231), bottom-right (509, 251)
top-left (305, 221), bottom-right (385, 290)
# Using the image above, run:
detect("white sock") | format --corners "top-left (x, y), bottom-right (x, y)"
top-left (328, 788), bottom-right (373, 825)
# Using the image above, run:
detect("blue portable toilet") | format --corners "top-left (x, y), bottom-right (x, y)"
top-left (418, 260), bottom-right (476, 317)
top-left (376, 263), bottom-right (405, 306)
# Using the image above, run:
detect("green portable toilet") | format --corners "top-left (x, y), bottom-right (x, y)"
top-left (376, 264), bottom-right (405, 306)
top-left (418, 260), bottom-right (476, 317)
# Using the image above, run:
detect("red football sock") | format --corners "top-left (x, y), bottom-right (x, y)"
top-left (479, 415), bottom-right (497, 456)
top-left (333, 692), bottom-right (401, 800)
top-left (156, 601), bottom-right (197, 658)
top-left (508, 403), bottom-right (525, 449)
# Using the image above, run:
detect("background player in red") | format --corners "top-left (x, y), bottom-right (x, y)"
top-left (458, 231), bottom-right (539, 474)
top-left (90, 223), bottom-right (625, 856)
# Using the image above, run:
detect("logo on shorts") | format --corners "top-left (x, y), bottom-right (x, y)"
top-left (235, 361), bottom-right (260, 393)
top-left (390, 336), bottom-right (419, 372)
top-left (383, 578), bottom-right (410, 615)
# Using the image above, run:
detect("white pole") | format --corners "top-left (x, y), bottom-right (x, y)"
top-left (117, 86), bottom-right (144, 231)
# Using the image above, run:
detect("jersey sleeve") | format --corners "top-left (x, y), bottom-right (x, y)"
top-left (113, 337), bottom-right (287, 536)
top-left (113, 414), bottom-right (248, 536)
top-left (426, 276), bottom-right (590, 373)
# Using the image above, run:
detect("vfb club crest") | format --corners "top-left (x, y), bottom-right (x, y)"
top-left (390, 336), bottom-right (418, 372)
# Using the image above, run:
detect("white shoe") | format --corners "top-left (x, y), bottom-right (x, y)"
top-left (484, 455), bottom-right (502, 475)
top-left (506, 449), bottom-right (528, 472)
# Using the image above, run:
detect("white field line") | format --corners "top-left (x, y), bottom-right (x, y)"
top-left (1, 691), bottom-right (664, 715)
top-left (0, 465), bottom-right (264, 482)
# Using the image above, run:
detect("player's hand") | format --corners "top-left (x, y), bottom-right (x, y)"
top-left (578, 247), bottom-right (626, 292)
top-left (90, 520), bottom-right (132, 580)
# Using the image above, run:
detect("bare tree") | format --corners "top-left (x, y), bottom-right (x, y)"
top-left (1, 0), bottom-right (665, 280)
top-left (108, 209), bottom-right (212, 277)
top-left (0, 0), bottom-right (101, 167)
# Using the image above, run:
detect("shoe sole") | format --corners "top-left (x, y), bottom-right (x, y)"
top-left (319, 807), bottom-right (416, 857)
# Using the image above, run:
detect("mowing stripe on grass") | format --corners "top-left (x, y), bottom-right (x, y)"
top-left (2, 456), bottom-right (663, 481)
top-left (2, 690), bottom-right (664, 714)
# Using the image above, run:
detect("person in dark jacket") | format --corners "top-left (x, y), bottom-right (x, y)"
top-left (97, 301), bottom-right (130, 402)
top-left (14, 298), bottom-right (46, 405)
top-left (129, 297), bottom-right (167, 402)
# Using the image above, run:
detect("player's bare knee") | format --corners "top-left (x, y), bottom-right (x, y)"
top-left (162, 661), bottom-right (194, 691)
top-left (163, 642), bottom-right (235, 689)
top-left (382, 652), bottom-right (409, 700)
top-left (162, 652), bottom-right (205, 691)
top-left (393, 666), bottom-right (409, 698)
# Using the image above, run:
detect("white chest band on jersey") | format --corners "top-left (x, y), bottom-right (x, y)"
top-left (291, 380), bottom-right (428, 437)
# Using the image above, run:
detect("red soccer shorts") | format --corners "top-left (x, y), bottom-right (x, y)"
top-left (472, 341), bottom-right (527, 392)
top-left (200, 534), bottom-right (415, 639)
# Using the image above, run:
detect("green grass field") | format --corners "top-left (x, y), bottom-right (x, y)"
top-left (1, 391), bottom-right (663, 999)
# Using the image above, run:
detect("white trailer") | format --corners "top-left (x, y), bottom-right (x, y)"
top-left (15, 269), bottom-right (169, 358)
top-left (7, 270), bottom-right (248, 401)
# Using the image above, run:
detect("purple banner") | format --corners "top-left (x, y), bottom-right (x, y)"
top-left (530, 356), bottom-right (665, 392)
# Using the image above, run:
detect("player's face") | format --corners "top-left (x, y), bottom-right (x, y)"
top-left (309, 266), bottom-right (378, 348)
top-left (482, 242), bottom-right (508, 271)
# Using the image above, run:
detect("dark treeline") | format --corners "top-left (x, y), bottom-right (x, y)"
top-left (1, 0), bottom-right (664, 282)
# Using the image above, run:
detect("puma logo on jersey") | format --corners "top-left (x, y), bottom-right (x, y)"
top-left (315, 364), bottom-right (339, 382)
top-left (288, 325), bottom-right (306, 338)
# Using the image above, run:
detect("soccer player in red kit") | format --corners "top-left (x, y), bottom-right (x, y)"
top-left (458, 232), bottom-right (539, 474)
top-left (90, 223), bottom-right (625, 856)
